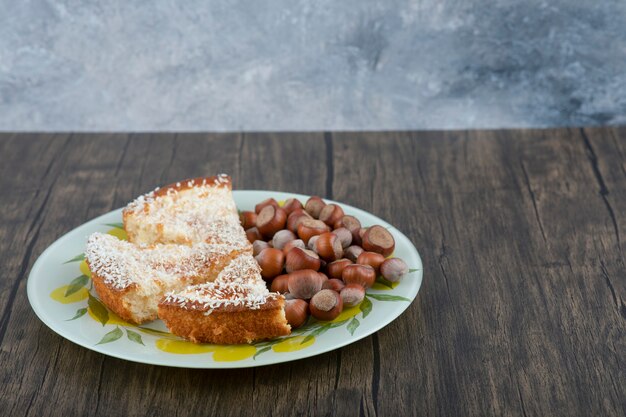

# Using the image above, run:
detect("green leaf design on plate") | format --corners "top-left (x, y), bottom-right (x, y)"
top-left (63, 253), bottom-right (85, 264)
top-left (126, 329), bottom-right (145, 345)
top-left (367, 293), bottom-right (411, 302)
top-left (360, 297), bottom-right (373, 318)
top-left (88, 293), bottom-right (109, 326)
top-left (66, 308), bottom-right (87, 321)
top-left (408, 268), bottom-right (420, 273)
top-left (105, 223), bottom-right (124, 229)
top-left (253, 346), bottom-right (272, 359)
top-left (96, 327), bottom-right (123, 345)
top-left (301, 324), bottom-right (332, 344)
top-left (375, 276), bottom-right (394, 289)
top-left (64, 275), bottom-right (89, 297)
top-left (347, 317), bottom-right (360, 335)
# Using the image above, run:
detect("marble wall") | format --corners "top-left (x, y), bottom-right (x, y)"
top-left (1, 0), bottom-right (625, 131)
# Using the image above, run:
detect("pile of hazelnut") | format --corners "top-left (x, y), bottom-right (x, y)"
top-left (240, 196), bottom-right (409, 329)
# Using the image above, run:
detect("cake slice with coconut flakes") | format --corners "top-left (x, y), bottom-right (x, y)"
top-left (158, 253), bottom-right (290, 344)
top-left (85, 232), bottom-right (249, 324)
top-left (122, 174), bottom-right (249, 248)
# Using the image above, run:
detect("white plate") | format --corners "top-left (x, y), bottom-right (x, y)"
top-left (27, 191), bottom-right (423, 368)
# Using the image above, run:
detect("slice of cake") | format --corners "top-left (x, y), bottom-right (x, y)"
top-left (158, 254), bottom-right (291, 344)
top-left (85, 232), bottom-right (248, 324)
top-left (123, 174), bottom-right (248, 248)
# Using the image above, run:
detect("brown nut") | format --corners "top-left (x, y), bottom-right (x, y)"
top-left (326, 258), bottom-right (353, 279)
top-left (380, 258), bottom-right (409, 282)
top-left (307, 235), bottom-right (319, 250)
top-left (255, 248), bottom-right (285, 280)
top-left (297, 218), bottom-right (330, 244)
top-left (362, 225), bottom-right (395, 257)
top-left (284, 299), bottom-right (309, 329)
top-left (282, 239), bottom-right (306, 255)
top-left (256, 206), bottom-right (287, 238)
top-left (342, 264), bottom-right (376, 288)
top-left (309, 289), bottom-right (343, 321)
top-left (255, 198), bottom-right (279, 214)
top-left (335, 215), bottom-right (362, 245)
top-left (286, 209), bottom-right (312, 233)
top-left (356, 251), bottom-right (386, 275)
top-left (304, 196), bottom-right (326, 219)
top-left (270, 274), bottom-right (289, 293)
top-left (322, 278), bottom-right (346, 292)
top-left (319, 204), bottom-right (345, 227)
top-left (245, 227), bottom-right (263, 244)
top-left (285, 247), bottom-right (321, 273)
top-left (239, 211), bottom-right (257, 229)
top-left (252, 240), bottom-right (271, 256)
top-left (344, 245), bottom-right (364, 263)
top-left (287, 269), bottom-right (325, 299)
top-left (282, 198), bottom-right (304, 215)
top-left (340, 284), bottom-right (366, 307)
top-left (333, 227), bottom-right (353, 248)
top-left (313, 232), bottom-right (343, 262)
top-left (272, 229), bottom-right (296, 250)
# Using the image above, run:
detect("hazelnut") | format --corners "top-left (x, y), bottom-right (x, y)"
top-left (309, 289), bottom-right (343, 321)
top-left (304, 196), bottom-right (326, 219)
top-left (239, 211), bottom-right (257, 229)
top-left (335, 215), bottom-right (362, 245)
top-left (255, 198), bottom-right (279, 214)
top-left (326, 258), bottom-right (353, 279)
top-left (255, 248), bottom-right (285, 280)
top-left (333, 227), bottom-right (353, 248)
top-left (344, 245), bottom-right (364, 263)
top-left (286, 209), bottom-right (312, 233)
top-left (282, 239), bottom-right (306, 255)
top-left (283, 198), bottom-right (304, 215)
top-left (342, 264), bottom-right (376, 288)
top-left (285, 247), bottom-right (321, 273)
top-left (287, 269), bottom-right (325, 299)
top-left (356, 251), bottom-right (386, 275)
top-left (313, 232), bottom-right (343, 262)
top-left (307, 235), bottom-right (320, 250)
top-left (319, 204), bottom-right (344, 227)
top-left (380, 258), bottom-right (409, 282)
top-left (297, 218), bottom-right (330, 244)
top-left (284, 299), bottom-right (309, 329)
top-left (252, 240), bottom-right (271, 256)
top-left (245, 227), bottom-right (263, 244)
top-left (362, 225), bottom-right (395, 257)
top-left (270, 274), bottom-right (289, 293)
top-left (340, 284), bottom-right (366, 307)
top-left (256, 206), bottom-right (287, 238)
top-left (272, 229), bottom-right (296, 250)
top-left (322, 278), bottom-right (346, 292)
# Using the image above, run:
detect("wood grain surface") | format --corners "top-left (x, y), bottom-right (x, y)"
top-left (0, 129), bottom-right (624, 417)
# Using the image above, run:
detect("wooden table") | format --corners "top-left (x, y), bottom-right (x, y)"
top-left (1, 129), bottom-right (624, 416)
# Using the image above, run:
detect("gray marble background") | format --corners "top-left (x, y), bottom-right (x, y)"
top-left (1, 0), bottom-right (625, 131)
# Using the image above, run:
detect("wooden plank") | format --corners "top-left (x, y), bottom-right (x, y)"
top-left (0, 130), bottom-right (624, 417)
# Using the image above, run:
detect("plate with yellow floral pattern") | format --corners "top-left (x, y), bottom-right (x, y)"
top-left (27, 191), bottom-right (423, 368)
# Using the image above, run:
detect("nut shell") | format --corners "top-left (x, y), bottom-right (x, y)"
top-left (304, 196), bottom-right (326, 219)
top-left (340, 284), bottom-right (366, 307)
top-left (245, 227), bottom-right (263, 244)
top-left (380, 258), bottom-right (409, 282)
top-left (270, 274), bottom-right (289, 293)
top-left (284, 299), bottom-right (309, 329)
top-left (239, 211), bottom-right (257, 230)
top-left (314, 232), bottom-right (343, 262)
top-left (333, 227), bottom-right (353, 248)
top-left (344, 245), bottom-right (364, 263)
top-left (326, 258), bottom-right (353, 279)
top-left (255, 198), bottom-right (279, 214)
top-left (309, 289), bottom-right (343, 321)
top-left (297, 218), bottom-right (330, 244)
top-left (287, 269), bottom-right (325, 299)
top-left (283, 198), bottom-right (304, 215)
top-left (282, 239), bottom-right (306, 255)
top-left (319, 204), bottom-right (345, 227)
top-left (285, 247), bottom-right (321, 273)
top-left (287, 209), bottom-right (312, 233)
top-left (342, 264), bottom-right (376, 288)
top-left (272, 229), bottom-right (296, 250)
top-left (252, 240), bottom-right (271, 256)
top-left (255, 248), bottom-right (285, 280)
top-left (256, 206), bottom-right (287, 238)
top-left (322, 278), bottom-right (346, 292)
top-left (362, 225), bottom-right (395, 257)
top-left (356, 251), bottom-right (386, 275)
